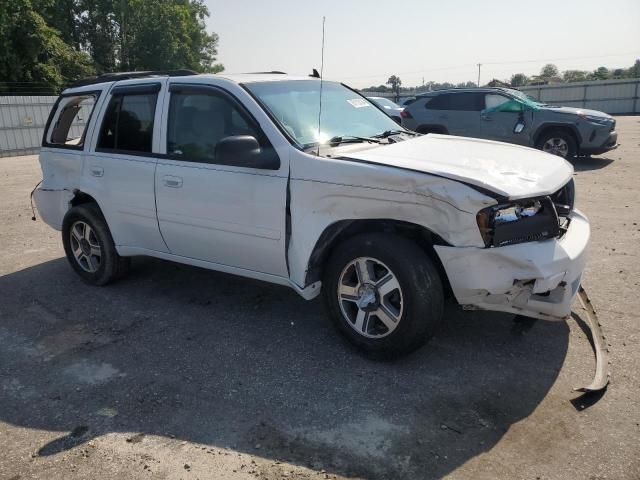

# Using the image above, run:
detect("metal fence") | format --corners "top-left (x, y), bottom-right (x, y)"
top-left (361, 78), bottom-right (640, 114)
top-left (0, 96), bottom-right (57, 158)
top-left (520, 78), bottom-right (640, 114)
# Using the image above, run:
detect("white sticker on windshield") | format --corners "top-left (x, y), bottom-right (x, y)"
top-left (347, 98), bottom-right (370, 108)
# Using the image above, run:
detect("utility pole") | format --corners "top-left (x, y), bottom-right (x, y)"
top-left (477, 63), bottom-right (482, 87)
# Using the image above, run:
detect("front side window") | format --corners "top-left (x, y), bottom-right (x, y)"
top-left (166, 90), bottom-right (262, 163)
top-left (485, 94), bottom-right (510, 110)
top-left (245, 80), bottom-right (400, 148)
top-left (485, 94), bottom-right (525, 113)
top-left (97, 92), bottom-right (157, 153)
top-left (46, 94), bottom-right (98, 148)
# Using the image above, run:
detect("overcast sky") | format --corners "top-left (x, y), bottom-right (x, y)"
top-left (204, 0), bottom-right (640, 88)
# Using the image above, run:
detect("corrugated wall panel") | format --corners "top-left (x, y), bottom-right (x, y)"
top-left (0, 95), bottom-right (93, 158)
top-left (520, 79), bottom-right (639, 114)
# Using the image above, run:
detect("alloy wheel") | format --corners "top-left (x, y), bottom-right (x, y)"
top-left (69, 220), bottom-right (102, 273)
top-left (337, 257), bottom-right (404, 339)
top-left (542, 137), bottom-right (569, 158)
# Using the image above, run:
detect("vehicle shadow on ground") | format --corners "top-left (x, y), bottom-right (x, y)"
top-left (0, 257), bottom-right (570, 479)
top-left (572, 156), bottom-right (614, 171)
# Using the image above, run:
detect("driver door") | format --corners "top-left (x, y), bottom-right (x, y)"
top-left (480, 93), bottom-right (531, 145)
top-left (154, 83), bottom-right (289, 277)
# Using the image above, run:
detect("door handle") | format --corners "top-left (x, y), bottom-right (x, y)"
top-left (90, 166), bottom-right (104, 177)
top-left (481, 115), bottom-right (492, 121)
top-left (162, 175), bottom-right (183, 188)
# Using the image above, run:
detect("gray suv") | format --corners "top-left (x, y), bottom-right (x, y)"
top-left (400, 87), bottom-right (619, 158)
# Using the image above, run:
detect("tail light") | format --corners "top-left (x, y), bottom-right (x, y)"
top-left (400, 109), bottom-right (412, 119)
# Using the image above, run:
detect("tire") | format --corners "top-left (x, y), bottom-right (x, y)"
top-left (62, 203), bottom-right (130, 286)
top-left (322, 233), bottom-right (444, 356)
top-left (536, 129), bottom-right (578, 159)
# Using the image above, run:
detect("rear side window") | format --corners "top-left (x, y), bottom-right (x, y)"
top-left (425, 92), bottom-right (483, 111)
top-left (97, 92), bottom-right (158, 153)
top-left (45, 94), bottom-right (98, 148)
top-left (167, 90), bottom-right (261, 164)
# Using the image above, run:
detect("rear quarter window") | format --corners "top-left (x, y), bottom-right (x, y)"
top-left (45, 93), bottom-right (99, 149)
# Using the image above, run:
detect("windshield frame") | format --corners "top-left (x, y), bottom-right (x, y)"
top-left (241, 80), bottom-right (410, 151)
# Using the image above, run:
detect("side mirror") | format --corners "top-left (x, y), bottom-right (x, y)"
top-left (215, 135), bottom-right (279, 170)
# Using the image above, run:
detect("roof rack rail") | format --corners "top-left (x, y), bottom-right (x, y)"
top-left (245, 71), bottom-right (287, 74)
top-left (67, 69), bottom-right (199, 89)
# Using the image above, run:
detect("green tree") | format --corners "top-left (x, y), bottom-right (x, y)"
top-left (510, 73), bottom-right (528, 87)
top-left (592, 66), bottom-right (609, 80)
top-left (611, 68), bottom-right (625, 78)
top-left (76, 0), bottom-right (223, 74)
top-left (628, 59), bottom-right (640, 78)
top-left (562, 70), bottom-right (589, 82)
top-left (76, 0), bottom-right (120, 73)
top-left (540, 64), bottom-right (559, 79)
top-left (0, 0), bottom-right (94, 93)
top-left (386, 75), bottom-right (402, 97)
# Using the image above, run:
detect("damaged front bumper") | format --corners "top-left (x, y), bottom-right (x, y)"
top-left (435, 209), bottom-right (589, 321)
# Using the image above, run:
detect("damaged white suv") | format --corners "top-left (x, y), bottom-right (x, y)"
top-left (35, 71), bottom-right (589, 355)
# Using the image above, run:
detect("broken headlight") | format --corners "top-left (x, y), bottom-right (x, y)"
top-left (476, 197), bottom-right (560, 247)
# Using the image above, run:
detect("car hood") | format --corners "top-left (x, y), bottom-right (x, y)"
top-left (341, 134), bottom-right (574, 200)
top-left (540, 105), bottom-right (613, 119)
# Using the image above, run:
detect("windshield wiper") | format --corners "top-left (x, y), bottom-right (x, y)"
top-left (372, 129), bottom-right (416, 138)
top-left (327, 135), bottom-right (381, 146)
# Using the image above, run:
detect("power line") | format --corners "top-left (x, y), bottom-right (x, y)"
top-left (341, 51), bottom-right (640, 81)
top-left (483, 51), bottom-right (640, 66)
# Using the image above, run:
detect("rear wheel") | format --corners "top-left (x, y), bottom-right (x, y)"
top-left (62, 204), bottom-right (130, 286)
top-left (536, 129), bottom-right (577, 159)
top-left (323, 233), bottom-right (444, 356)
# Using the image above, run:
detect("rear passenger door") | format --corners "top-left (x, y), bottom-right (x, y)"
top-left (86, 82), bottom-right (168, 252)
top-left (425, 92), bottom-right (484, 137)
top-left (154, 83), bottom-right (289, 277)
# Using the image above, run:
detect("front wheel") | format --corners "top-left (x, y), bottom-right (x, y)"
top-left (536, 129), bottom-right (577, 159)
top-left (323, 233), bottom-right (444, 356)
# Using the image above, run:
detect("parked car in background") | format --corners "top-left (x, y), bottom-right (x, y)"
top-left (367, 96), bottom-right (404, 124)
top-left (398, 97), bottom-right (416, 106)
top-left (401, 87), bottom-right (619, 159)
top-left (35, 72), bottom-right (589, 357)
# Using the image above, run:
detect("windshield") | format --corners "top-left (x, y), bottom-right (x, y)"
top-left (370, 97), bottom-right (399, 109)
top-left (245, 80), bottom-right (401, 148)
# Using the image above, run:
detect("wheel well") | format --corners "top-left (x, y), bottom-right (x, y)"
top-left (69, 191), bottom-right (106, 219)
top-left (305, 219), bottom-right (452, 295)
top-left (70, 191), bottom-right (97, 207)
top-left (534, 124), bottom-right (580, 147)
top-left (415, 124), bottom-right (448, 135)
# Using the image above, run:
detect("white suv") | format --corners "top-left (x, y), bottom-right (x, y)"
top-left (34, 71), bottom-right (589, 355)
